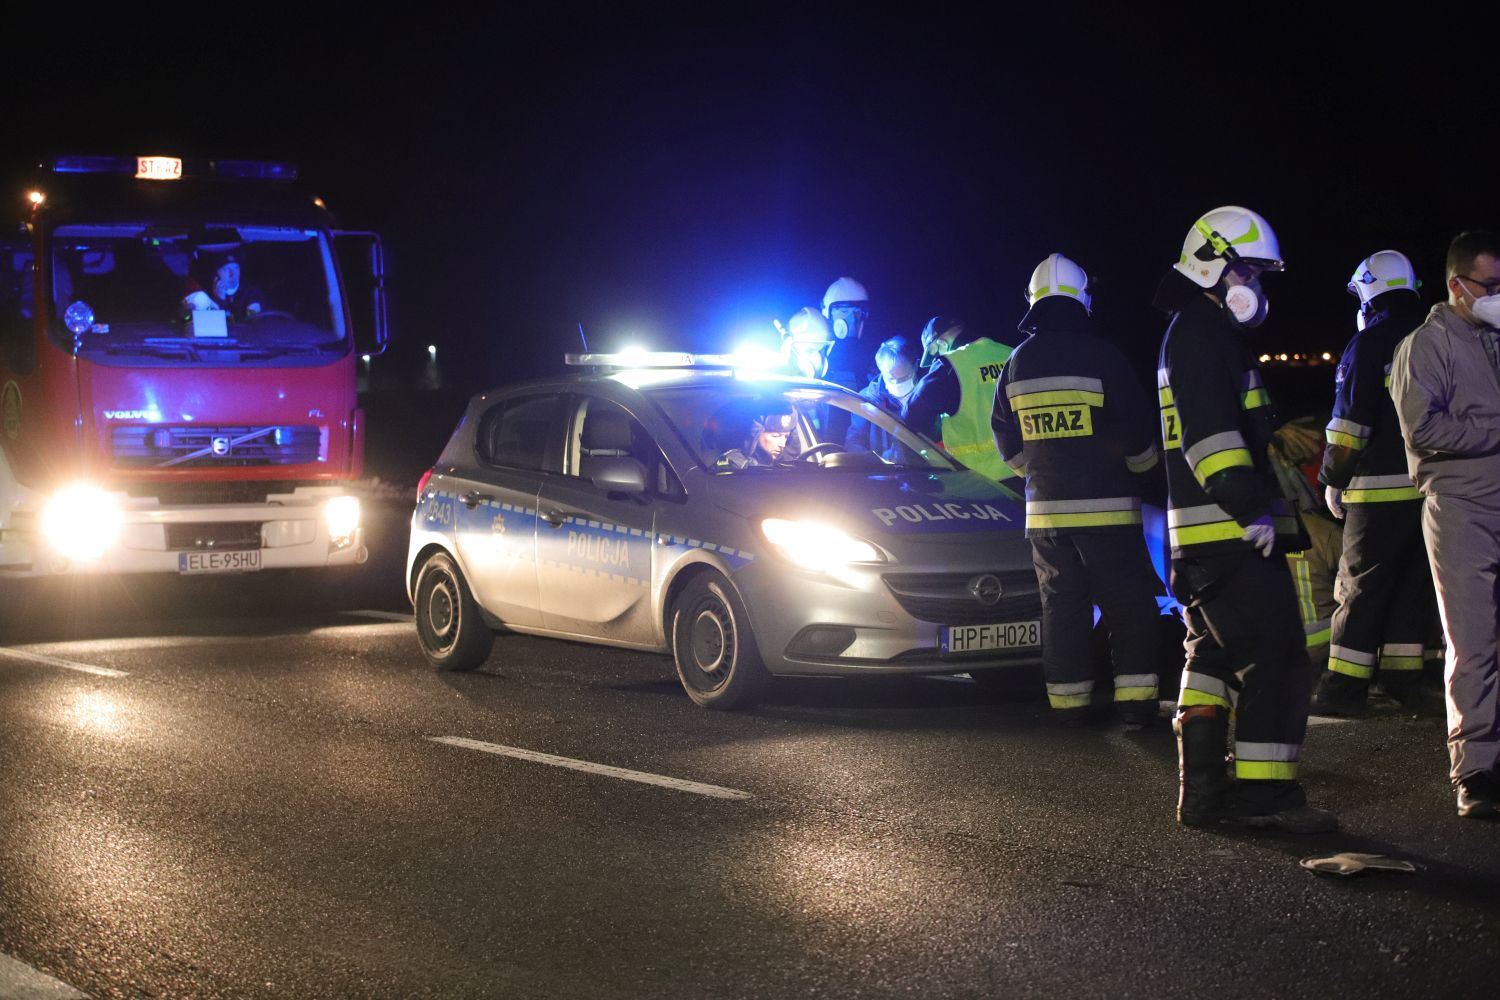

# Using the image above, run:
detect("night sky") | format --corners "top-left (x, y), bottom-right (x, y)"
top-left (9, 6), bottom-right (1489, 399)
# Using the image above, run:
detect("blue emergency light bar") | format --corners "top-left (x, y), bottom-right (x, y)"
top-left (565, 350), bottom-right (787, 371)
top-left (47, 155), bottom-right (298, 181)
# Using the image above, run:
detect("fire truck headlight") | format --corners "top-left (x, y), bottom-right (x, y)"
top-left (325, 496), bottom-right (361, 546)
top-left (41, 485), bottom-right (122, 562)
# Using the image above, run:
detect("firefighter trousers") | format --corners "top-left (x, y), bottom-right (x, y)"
top-left (1031, 533), bottom-right (1161, 712)
top-left (1172, 548), bottom-right (1311, 811)
top-left (1422, 494), bottom-right (1500, 782)
top-left (1327, 500), bottom-right (1434, 684)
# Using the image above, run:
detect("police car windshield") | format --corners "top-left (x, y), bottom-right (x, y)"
top-left (50, 224), bottom-right (347, 366)
top-left (644, 381), bottom-right (956, 473)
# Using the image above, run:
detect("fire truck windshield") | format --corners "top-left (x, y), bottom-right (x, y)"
top-left (49, 224), bottom-right (349, 366)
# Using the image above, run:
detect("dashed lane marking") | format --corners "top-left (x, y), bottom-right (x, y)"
top-left (341, 610), bottom-right (415, 623)
top-left (1306, 714), bottom-right (1356, 726)
top-left (0, 952), bottom-right (89, 999)
top-left (429, 736), bottom-right (753, 800)
top-left (0, 648), bottom-right (127, 678)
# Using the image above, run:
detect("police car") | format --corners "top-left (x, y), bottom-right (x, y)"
top-left (405, 352), bottom-right (1042, 709)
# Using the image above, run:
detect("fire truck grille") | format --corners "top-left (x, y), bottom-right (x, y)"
top-left (882, 571), bottom-right (1042, 625)
top-left (112, 425), bottom-right (322, 468)
top-left (165, 522), bottom-right (263, 551)
top-left (121, 480), bottom-right (319, 506)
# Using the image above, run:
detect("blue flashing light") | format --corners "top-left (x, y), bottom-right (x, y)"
top-left (50, 155), bottom-right (137, 175)
top-left (211, 160), bottom-right (299, 181)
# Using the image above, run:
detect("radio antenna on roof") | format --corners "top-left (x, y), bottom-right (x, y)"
top-left (576, 322), bottom-right (589, 353)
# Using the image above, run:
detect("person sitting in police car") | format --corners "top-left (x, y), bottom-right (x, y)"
top-left (714, 410), bottom-right (795, 470)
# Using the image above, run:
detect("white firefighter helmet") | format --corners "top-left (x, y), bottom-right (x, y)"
top-left (821, 276), bottom-right (870, 316)
top-left (1348, 250), bottom-right (1419, 308)
top-left (1172, 205), bottom-right (1285, 288)
top-left (1026, 253), bottom-right (1092, 313)
top-left (783, 306), bottom-right (833, 378)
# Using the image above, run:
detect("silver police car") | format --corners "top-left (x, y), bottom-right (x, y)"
top-left (406, 354), bottom-right (1042, 709)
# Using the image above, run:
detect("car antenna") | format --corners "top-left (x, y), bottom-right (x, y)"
top-left (576, 322), bottom-right (589, 353)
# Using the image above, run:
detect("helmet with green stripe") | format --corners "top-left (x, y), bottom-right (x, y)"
top-left (1025, 253), bottom-right (1092, 313)
top-left (1172, 205), bottom-right (1284, 289)
top-left (1348, 250), bottom-right (1419, 308)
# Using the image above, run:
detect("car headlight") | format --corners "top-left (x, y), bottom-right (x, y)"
top-left (760, 518), bottom-right (884, 572)
top-left (325, 496), bottom-right (361, 545)
top-left (40, 484), bottom-right (122, 562)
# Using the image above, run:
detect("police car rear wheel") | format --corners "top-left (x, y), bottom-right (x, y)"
top-left (415, 551), bottom-right (494, 672)
top-left (671, 572), bottom-right (769, 710)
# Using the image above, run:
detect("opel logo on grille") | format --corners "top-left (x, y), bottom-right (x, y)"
top-left (211, 435), bottom-right (232, 456)
top-left (968, 574), bottom-right (1003, 606)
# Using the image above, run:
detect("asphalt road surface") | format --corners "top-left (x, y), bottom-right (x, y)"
top-left (2, 501), bottom-right (1498, 1000)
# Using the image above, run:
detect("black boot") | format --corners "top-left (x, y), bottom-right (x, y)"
top-left (1175, 705), bottom-right (1231, 826)
top-left (1376, 670), bottom-right (1425, 708)
top-left (1310, 669), bottom-right (1368, 717)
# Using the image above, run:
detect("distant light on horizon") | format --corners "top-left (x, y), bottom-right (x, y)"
top-left (27, 190), bottom-right (44, 205)
top-left (1321, 352), bottom-right (1332, 361)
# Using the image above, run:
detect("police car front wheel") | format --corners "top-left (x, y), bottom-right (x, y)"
top-left (414, 551), bottom-right (494, 672)
top-left (670, 571), bottom-right (770, 710)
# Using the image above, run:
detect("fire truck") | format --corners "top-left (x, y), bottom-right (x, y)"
top-left (0, 155), bottom-right (386, 577)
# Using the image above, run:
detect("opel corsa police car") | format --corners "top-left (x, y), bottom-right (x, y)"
top-left (405, 353), bottom-right (1042, 709)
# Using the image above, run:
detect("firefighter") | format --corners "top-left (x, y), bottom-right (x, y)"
top-left (1312, 251), bottom-right (1435, 715)
top-left (1156, 205), bottom-right (1337, 833)
top-left (992, 254), bottom-right (1163, 727)
top-left (905, 315), bottom-right (1016, 483)
top-left (821, 277), bottom-right (877, 392)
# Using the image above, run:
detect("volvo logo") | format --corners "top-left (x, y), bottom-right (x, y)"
top-left (211, 436), bottom-right (232, 456)
top-left (968, 574), bottom-right (1003, 606)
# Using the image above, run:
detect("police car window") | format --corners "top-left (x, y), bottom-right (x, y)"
top-left (644, 383), bottom-right (956, 473)
top-left (568, 397), bottom-right (682, 496)
top-left (478, 394), bottom-right (564, 472)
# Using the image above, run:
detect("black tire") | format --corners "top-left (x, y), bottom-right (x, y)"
top-left (670, 570), bottom-right (770, 709)
top-left (414, 551), bottom-right (494, 672)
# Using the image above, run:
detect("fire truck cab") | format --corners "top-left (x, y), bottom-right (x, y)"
top-left (0, 154), bottom-right (387, 577)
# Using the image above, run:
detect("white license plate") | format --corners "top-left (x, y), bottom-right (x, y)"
top-left (178, 549), bottom-right (262, 574)
top-left (941, 620), bottom-right (1041, 653)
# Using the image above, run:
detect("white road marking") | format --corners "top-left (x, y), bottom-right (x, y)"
top-left (0, 953), bottom-right (89, 999)
top-left (1306, 715), bottom-right (1356, 726)
top-left (0, 648), bottom-right (128, 678)
top-left (341, 610), bottom-right (415, 623)
top-left (429, 736), bottom-right (753, 800)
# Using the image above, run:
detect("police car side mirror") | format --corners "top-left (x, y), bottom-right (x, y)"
top-left (592, 457), bottom-right (648, 496)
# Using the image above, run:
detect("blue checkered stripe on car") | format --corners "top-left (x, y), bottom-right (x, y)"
top-left (654, 533), bottom-right (756, 572)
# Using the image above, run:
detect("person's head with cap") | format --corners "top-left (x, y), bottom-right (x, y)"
top-left (918, 315), bottom-right (966, 369)
top-left (750, 409), bottom-right (794, 461)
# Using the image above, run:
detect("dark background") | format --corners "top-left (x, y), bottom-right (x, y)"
top-left (6, 5), bottom-right (1487, 404)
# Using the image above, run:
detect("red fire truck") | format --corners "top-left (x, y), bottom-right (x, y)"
top-left (0, 155), bottom-right (386, 577)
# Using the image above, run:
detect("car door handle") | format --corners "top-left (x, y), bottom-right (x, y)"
top-left (540, 509), bottom-right (569, 527)
top-left (460, 491), bottom-right (494, 509)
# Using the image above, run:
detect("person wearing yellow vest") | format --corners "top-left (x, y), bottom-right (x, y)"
top-left (903, 316), bottom-right (1016, 483)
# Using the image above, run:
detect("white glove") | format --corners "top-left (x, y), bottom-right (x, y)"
top-left (1242, 516), bottom-right (1275, 557)
top-left (1325, 485), bottom-right (1344, 520)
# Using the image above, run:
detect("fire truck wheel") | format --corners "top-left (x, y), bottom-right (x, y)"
top-left (414, 551), bottom-right (494, 672)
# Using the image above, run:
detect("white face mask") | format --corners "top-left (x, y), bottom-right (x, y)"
top-left (883, 375), bottom-right (915, 400)
top-left (1471, 294), bottom-right (1500, 328)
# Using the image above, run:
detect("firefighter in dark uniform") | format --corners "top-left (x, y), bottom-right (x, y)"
top-left (1156, 206), bottom-right (1337, 833)
top-left (1313, 250), bottom-right (1435, 715)
top-left (992, 254), bottom-right (1163, 727)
